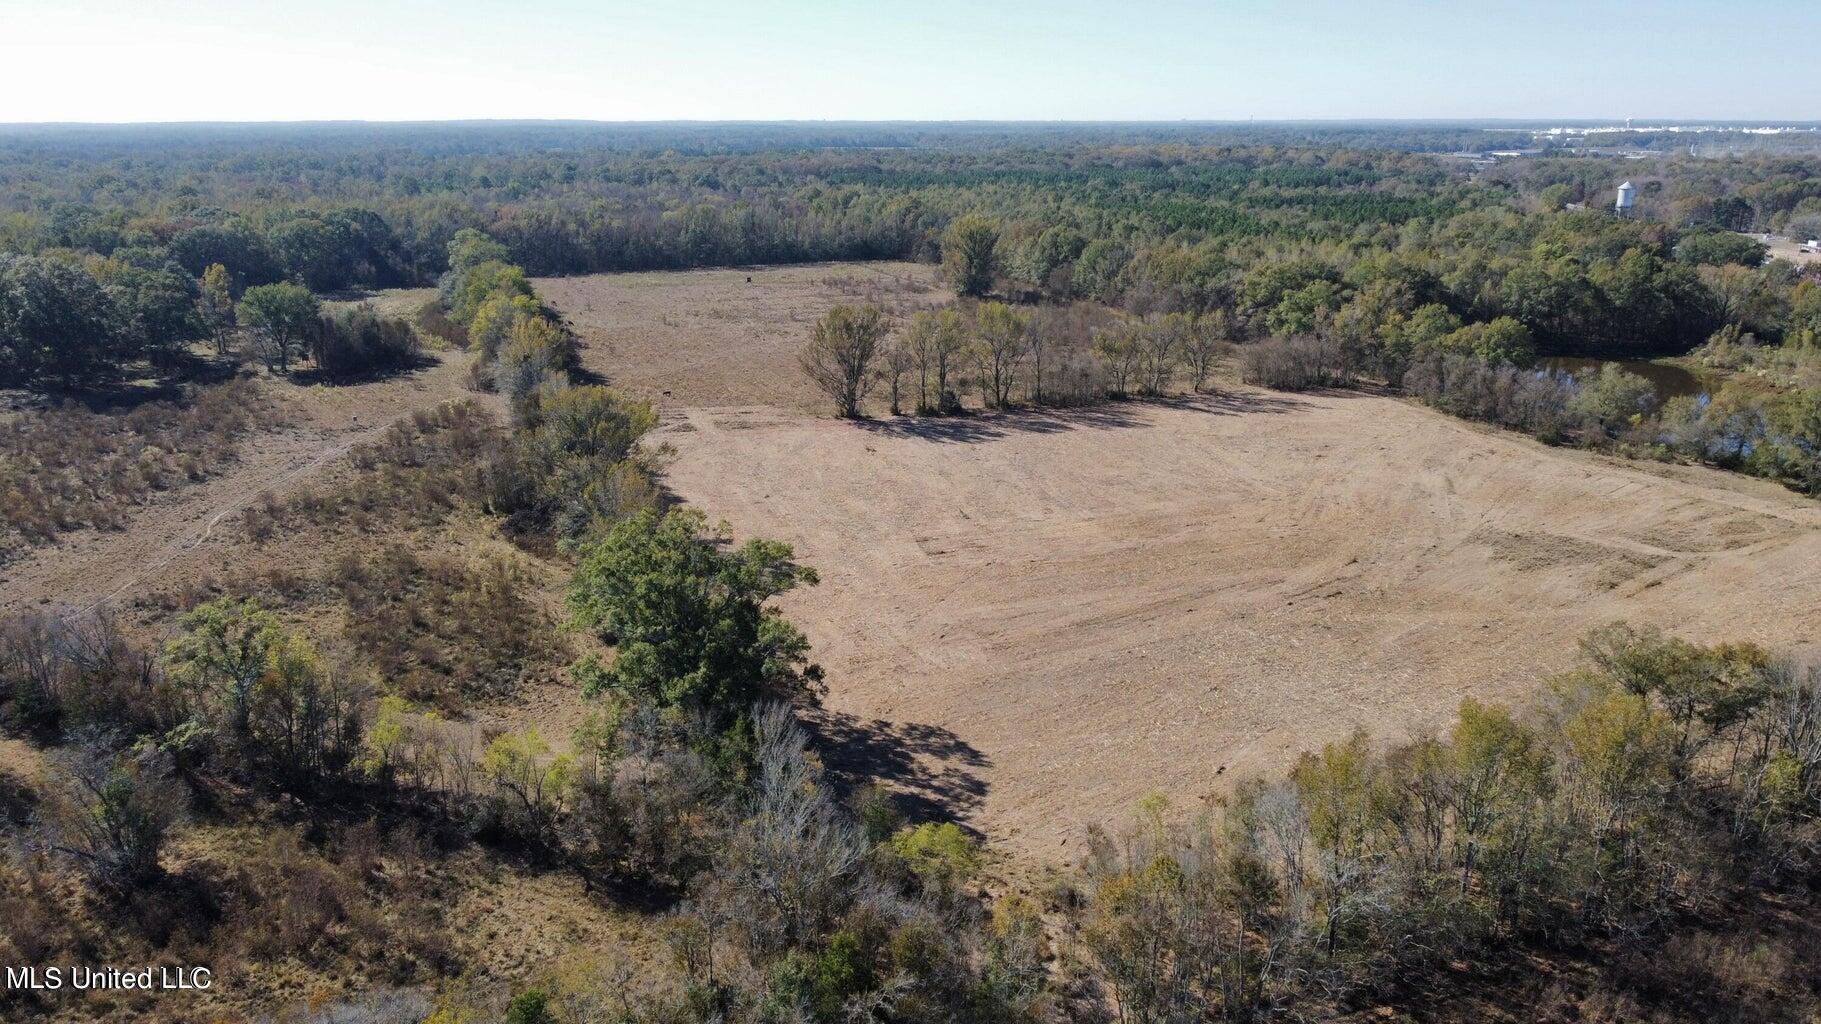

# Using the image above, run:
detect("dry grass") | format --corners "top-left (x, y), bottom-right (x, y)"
top-left (241, 400), bottom-right (504, 540)
top-left (107, 401), bottom-right (571, 711)
top-left (0, 812), bottom-right (652, 1024)
top-left (537, 262), bottom-right (948, 412)
top-left (0, 380), bottom-right (270, 557)
top-left (328, 545), bottom-right (563, 707)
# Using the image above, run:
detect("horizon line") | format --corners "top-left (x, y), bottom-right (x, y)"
top-left (4, 117), bottom-right (1821, 129)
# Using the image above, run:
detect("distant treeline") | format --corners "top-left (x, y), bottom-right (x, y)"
top-left (4, 124), bottom-right (1821, 389)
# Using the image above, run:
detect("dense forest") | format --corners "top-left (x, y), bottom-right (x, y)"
top-left (4, 123), bottom-right (1820, 385)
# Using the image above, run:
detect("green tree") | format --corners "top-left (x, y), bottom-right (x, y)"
top-left (1447, 700), bottom-right (1552, 900)
top-left (567, 509), bottom-right (820, 733)
top-left (107, 264), bottom-right (201, 359)
top-left (1569, 364), bottom-right (1656, 428)
top-left (448, 228), bottom-right (511, 273)
top-left (197, 262), bottom-right (236, 355)
top-left (1092, 321), bottom-right (1143, 396)
top-left (1675, 231), bottom-right (1768, 268)
top-left (973, 301), bottom-right (1028, 408)
top-left (941, 215), bottom-right (1000, 298)
top-left (0, 253), bottom-right (124, 386)
top-left (906, 307), bottom-right (968, 414)
top-left (483, 728), bottom-right (575, 843)
top-left (163, 598), bottom-right (284, 740)
top-left (1440, 316), bottom-right (1537, 366)
top-left (444, 259), bottom-right (533, 324)
top-left (237, 282), bottom-right (320, 372)
top-left (799, 303), bottom-right (887, 418)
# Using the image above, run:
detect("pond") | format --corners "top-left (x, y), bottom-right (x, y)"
top-left (1538, 357), bottom-right (1713, 402)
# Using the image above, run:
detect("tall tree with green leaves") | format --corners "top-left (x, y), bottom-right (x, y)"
top-left (799, 304), bottom-right (887, 418)
top-left (237, 282), bottom-right (320, 372)
top-left (197, 263), bottom-right (236, 355)
top-left (973, 301), bottom-right (1029, 408)
top-left (941, 215), bottom-right (1000, 298)
top-left (0, 253), bottom-right (123, 386)
top-left (567, 509), bottom-right (820, 736)
top-left (163, 598), bottom-right (284, 739)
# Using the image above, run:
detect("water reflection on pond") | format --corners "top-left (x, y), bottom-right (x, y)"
top-left (1539, 357), bottom-right (1712, 402)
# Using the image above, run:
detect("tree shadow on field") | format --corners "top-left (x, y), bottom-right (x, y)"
top-left (852, 390), bottom-right (1309, 445)
top-left (3, 355), bottom-right (245, 416)
top-left (852, 402), bottom-right (1149, 445)
top-left (1149, 389), bottom-right (1309, 416)
top-left (288, 350), bottom-right (438, 387)
top-left (805, 707), bottom-right (991, 836)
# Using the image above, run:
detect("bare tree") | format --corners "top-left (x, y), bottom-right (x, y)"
top-left (712, 704), bottom-right (871, 959)
top-left (1182, 309), bottom-right (1231, 392)
top-left (972, 301), bottom-right (1029, 409)
top-left (1138, 313), bottom-right (1184, 396)
top-left (1092, 321), bottom-right (1144, 397)
top-left (1027, 307), bottom-right (1058, 405)
top-left (42, 738), bottom-right (187, 892)
top-left (799, 304), bottom-right (887, 417)
top-left (880, 335), bottom-right (915, 416)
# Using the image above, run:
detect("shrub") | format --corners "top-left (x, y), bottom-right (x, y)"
top-left (481, 728), bottom-right (574, 848)
top-left (1404, 351), bottom-right (1583, 440)
top-left (303, 303), bottom-right (422, 378)
top-left (415, 297), bottom-right (467, 349)
top-left (0, 379), bottom-right (266, 554)
top-left (42, 738), bottom-right (188, 893)
top-left (1238, 335), bottom-right (1349, 391)
top-left (503, 989), bottom-right (554, 1024)
top-left (495, 316), bottom-right (579, 421)
top-left (888, 822), bottom-right (979, 896)
top-left (0, 610), bottom-right (163, 738)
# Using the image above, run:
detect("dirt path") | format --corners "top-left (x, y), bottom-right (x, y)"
top-left (0, 352), bottom-right (481, 616)
top-left (656, 390), bottom-right (1821, 856)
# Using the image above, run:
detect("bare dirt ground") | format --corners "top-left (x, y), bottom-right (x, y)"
top-left (0, 349), bottom-right (487, 616)
top-left (1762, 235), bottom-right (1821, 267)
top-left (539, 262), bottom-right (944, 412)
top-left (526, 266), bottom-right (1821, 856)
top-left (652, 394), bottom-right (1821, 858)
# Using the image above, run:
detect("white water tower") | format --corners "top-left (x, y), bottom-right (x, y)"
top-left (1615, 180), bottom-right (1636, 217)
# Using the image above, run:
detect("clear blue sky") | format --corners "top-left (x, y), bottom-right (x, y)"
top-left (2, 0), bottom-right (1816, 122)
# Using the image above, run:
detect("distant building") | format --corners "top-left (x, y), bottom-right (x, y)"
top-left (1615, 181), bottom-right (1636, 217)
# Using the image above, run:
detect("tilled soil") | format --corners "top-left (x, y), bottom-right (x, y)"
top-left (655, 392), bottom-right (1821, 855)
